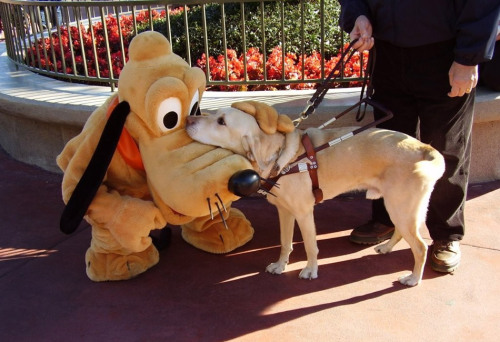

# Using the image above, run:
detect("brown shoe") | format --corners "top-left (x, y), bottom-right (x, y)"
top-left (430, 240), bottom-right (461, 273)
top-left (349, 220), bottom-right (395, 245)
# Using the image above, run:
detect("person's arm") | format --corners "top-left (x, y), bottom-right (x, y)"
top-left (449, 1), bottom-right (500, 97)
top-left (454, 0), bottom-right (499, 66)
top-left (349, 15), bottom-right (374, 51)
top-left (339, 0), bottom-right (370, 32)
top-left (339, 0), bottom-right (373, 51)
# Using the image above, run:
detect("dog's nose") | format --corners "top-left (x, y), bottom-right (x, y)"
top-left (186, 116), bottom-right (196, 126)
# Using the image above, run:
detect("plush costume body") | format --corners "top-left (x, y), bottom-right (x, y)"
top-left (57, 31), bottom-right (254, 281)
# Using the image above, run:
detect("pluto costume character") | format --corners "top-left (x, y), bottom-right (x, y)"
top-left (57, 31), bottom-right (256, 281)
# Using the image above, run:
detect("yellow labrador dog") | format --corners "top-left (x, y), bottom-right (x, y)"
top-left (186, 101), bottom-right (445, 286)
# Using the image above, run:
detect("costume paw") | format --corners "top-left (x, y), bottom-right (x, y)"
top-left (85, 244), bottom-right (159, 281)
top-left (181, 208), bottom-right (254, 254)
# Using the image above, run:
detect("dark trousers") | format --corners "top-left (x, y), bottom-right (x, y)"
top-left (370, 39), bottom-right (474, 242)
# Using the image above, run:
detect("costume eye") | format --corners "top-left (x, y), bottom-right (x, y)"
top-left (217, 116), bottom-right (226, 126)
top-left (157, 97), bottom-right (181, 132)
top-left (189, 91), bottom-right (201, 116)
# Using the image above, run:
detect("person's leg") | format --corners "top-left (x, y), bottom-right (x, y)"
top-left (417, 90), bottom-right (474, 272)
top-left (418, 94), bottom-right (473, 240)
top-left (350, 40), bottom-right (420, 244)
top-left (409, 39), bottom-right (472, 272)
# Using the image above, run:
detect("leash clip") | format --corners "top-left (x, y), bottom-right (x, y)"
top-left (294, 100), bottom-right (315, 127)
top-left (293, 112), bottom-right (307, 127)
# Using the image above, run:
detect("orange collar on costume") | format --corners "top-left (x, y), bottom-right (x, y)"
top-left (106, 97), bottom-right (145, 171)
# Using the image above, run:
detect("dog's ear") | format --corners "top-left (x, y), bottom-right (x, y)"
top-left (242, 134), bottom-right (271, 172)
top-left (231, 101), bottom-right (295, 134)
top-left (242, 135), bottom-right (258, 162)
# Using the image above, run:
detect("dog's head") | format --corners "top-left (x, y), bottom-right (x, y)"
top-left (186, 106), bottom-right (260, 155)
top-left (186, 101), bottom-right (299, 177)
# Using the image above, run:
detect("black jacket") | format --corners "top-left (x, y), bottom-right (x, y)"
top-left (339, 0), bottom-right (500, 65)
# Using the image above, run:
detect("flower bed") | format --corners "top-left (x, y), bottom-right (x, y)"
top-left (197, 45), bottom-right (368, 91)
top-left (27, 8), bottom-right (367, 91)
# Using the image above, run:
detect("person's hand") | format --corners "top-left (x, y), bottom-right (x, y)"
top-left (448, 62), bottom-right (478, 97)
top-left (350, 15), bottom-right (374, 51)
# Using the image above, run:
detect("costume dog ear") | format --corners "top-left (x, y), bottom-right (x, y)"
top-left (231, 101), bottom-right (295, 134)
top-left (60, 101), bottom-right (130, 234)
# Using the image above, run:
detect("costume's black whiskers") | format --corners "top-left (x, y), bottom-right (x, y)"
top-left (261, 178), bottom-right (280, 189)
top-left (215, 202), bottom-right (228, 229)
top-left (207, 197), bottom-right (213, 220)
top-left (215, 193), bottom-right (227, 212)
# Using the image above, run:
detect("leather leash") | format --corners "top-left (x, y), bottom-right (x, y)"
top-left (293, 38), bottom-right (361, 127)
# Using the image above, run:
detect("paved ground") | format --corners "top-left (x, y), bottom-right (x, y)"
top-left (1, 146), bottom-right (499, 342)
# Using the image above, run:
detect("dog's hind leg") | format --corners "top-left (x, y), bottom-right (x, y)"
top-left (395, 222), bottom-right (427, 286)
top-left (376, 192), bottom-right (428, 286)
top-left (397, 188), bottom-right (433, 286)
top-left (266, 206), bottom-right (295, 275)
top-left (376, 216), bottom-right (427, 286)
top-left (375, 229), bottom-right (401, 254)
top-left (295, 211), bottom-right (319, 280)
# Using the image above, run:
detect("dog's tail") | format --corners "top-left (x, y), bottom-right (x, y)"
top-left (414, 145), bottom-right (446, 183)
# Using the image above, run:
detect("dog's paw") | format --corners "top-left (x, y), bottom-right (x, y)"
top-left (266, 261), bottom-right (286, 275)
top-left (398, 273), bottom-right (420, 287)
top-left (299, 267), bottom-right (318, 280)
top-left (375, 243), bottom-right (392, 254)
top-left (269, 164), bottom-right (280, 178)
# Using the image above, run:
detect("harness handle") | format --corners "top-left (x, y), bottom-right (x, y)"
top-left (294, 38), bottom-right (361, 127)
top-left (355, 46), bottom-right (376, 123)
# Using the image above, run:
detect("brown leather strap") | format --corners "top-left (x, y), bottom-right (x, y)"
top-left (259, 133), bottom-right (323, 203)
top-left (301, 133), bottom-right (323, 204)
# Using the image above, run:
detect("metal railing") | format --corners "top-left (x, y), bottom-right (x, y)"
top-left (0, 0), bottom-right (363, 91)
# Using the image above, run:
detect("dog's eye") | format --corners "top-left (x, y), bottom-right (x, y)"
top-left (217, 117), bottom-right (226, 126)
top-left (157, 97), bottom-right (181, 132)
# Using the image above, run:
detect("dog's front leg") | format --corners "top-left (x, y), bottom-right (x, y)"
top-left (266, 206), bottom-right (295, 275)
top-left (296, 212), bottom-right (319, 280)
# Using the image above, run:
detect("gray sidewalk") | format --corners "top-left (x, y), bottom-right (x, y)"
top-left (1, 145), bottom-right (500, 341)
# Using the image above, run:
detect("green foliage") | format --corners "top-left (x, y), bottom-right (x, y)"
top-left (137, 0), bottom-right (347, 64)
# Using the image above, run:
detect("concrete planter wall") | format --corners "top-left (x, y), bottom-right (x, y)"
top-left (1, 46), bottom-right (499, 182)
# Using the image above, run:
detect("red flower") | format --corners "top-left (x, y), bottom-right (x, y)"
top-left (26, 8), bottom-right (367, 89)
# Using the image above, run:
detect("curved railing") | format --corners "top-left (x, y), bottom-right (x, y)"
top-left (0, 0), bottom-right (366, 91)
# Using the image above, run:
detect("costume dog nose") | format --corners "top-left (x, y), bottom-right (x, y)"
top-left (228, 169), bottom-right (261, 197)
